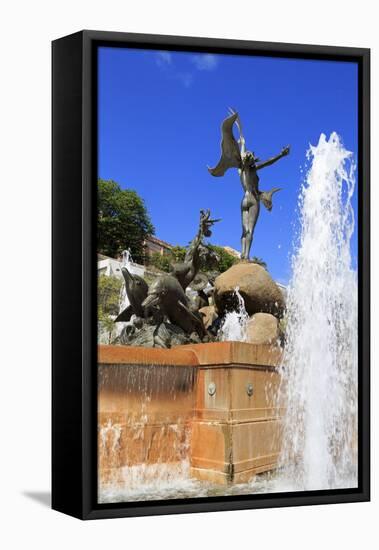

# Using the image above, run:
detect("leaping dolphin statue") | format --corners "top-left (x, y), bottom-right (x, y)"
top-left (142, 274), bottom-right (205, 338)
top-left (115, 266), bottom-right (148, 322)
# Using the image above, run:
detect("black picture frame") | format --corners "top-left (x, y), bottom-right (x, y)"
top-left (52, 30), bottom-right (370, 520)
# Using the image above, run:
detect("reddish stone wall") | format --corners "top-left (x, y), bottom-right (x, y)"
top-left (98, 342), bottom-right (283, 488)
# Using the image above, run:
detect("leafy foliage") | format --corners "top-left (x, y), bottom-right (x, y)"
top-left (98, 309), bottom-right (119, 344)
top-left (147, 245), bottom-right (186, 273)
top-left (148, 252), bottom-right (172, 272)
top-left (206, 245), bottom-right (238, 273)
top-left (147, 243), bottom-right (238, 275)
top-left (98, 179), bottom-right (155, 261)
top-left (171, 245), bottom-right (186, 262)
top-left (98, 274), bottom-right (123, 316)
top-left (251, 256), bottom-right (268, 269)
top-left (97, 274), bottom-right (123, 344)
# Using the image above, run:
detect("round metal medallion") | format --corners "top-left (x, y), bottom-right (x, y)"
top-left (208, 382), bottom-right (216, 396)
top-left (246, 382), bottom-right (254, 397)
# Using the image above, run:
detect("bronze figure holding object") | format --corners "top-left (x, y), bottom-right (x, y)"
top-left (208, 109), bottom-right (290, 260)
top-left (170, 209), bottom-right (220, 290)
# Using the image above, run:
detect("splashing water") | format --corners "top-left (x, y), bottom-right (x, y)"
top-left (118, 249), bottom-right (133, 313)
top-left (219, 287), bottom-right (249, 342)
top-left (277, 132), bottom-right (358, 490)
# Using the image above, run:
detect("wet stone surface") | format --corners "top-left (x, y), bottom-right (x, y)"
top-left (116, 320), bottom-right (211, 348)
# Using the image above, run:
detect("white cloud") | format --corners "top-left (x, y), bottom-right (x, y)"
top-left (191, 54), bottom-right (218, 71)
top-left (155, 51), bottom-right (172, 67)
top-left (155, 51), bottom-right (218, 87)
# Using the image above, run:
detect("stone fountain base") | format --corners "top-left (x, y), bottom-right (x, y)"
top-left (98, 342), bottom-right (283, 490)
top-left (188, 342), bottom-right (283, 484)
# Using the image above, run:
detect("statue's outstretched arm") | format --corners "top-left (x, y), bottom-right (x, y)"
top-left (208, 112), bottom-right (242, 177)
top-left (256, 145), bottom-right (290, 170)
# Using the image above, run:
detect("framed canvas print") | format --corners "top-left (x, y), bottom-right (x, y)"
top-left (52, 30), bottom-right (370, 520)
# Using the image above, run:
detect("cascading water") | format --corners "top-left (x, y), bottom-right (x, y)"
top-left (219, 287), bottom-right (249, 342)
top-left (98, 363), bottom-right (200, 502)
top-left (277, 132), bottom-right (358, 491)
top-left (118, 249), bottom-right (133, 313)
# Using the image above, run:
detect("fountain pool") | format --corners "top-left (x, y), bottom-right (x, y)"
top-left (97, 132), bottom-right (358, 502)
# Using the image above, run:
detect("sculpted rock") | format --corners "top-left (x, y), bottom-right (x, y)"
top-left (118, 323), bottom-right (155, 347)
top-left (118, 320), bottom-right (202, 348)
top-left (246, 313), bottom-right (279, 345)
top-left (153, 323), bottom-right (189, 348)
top-left (214, 262), bottom-right (285, 317)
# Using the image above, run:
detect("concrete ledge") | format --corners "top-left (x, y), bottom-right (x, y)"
top-left (186, 341), bottom-right (282, 367)
top-left (194, 407), bottom-right (285, 422)
top-left (98, 342), bottom-right (282, 368)
top-left (190, 462), bottom-right (279, 485)
top-left (98, 344), bottom-right (199, 366)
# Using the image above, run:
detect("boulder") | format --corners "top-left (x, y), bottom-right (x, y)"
top-left (246, 313), bottom-right (279, 345)
top-left (214, 262), bottom-right (285, 318)
top-left (199, 305), bottom-right (218, 329)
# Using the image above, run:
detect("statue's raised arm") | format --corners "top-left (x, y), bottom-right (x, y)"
top-left (256, 146), bottom-right (290, 170)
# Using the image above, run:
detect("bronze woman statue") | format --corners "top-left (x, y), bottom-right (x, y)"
top-left (208, 109), bottom-right (290, 260)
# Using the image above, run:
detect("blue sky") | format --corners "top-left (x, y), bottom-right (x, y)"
top-left (98, 47), bottom-right (358, 284)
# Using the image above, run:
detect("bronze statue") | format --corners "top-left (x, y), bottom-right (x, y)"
top-left (208, 109), bottom-right (290, 260)
top-left (115, 267), bottom-right (148, 322)
top-left (142, 274), bottom-right (205, 337)
top-left (115, 211), bottom-right (221, 346)
top-left (170, 209), bottom-right (220, 289)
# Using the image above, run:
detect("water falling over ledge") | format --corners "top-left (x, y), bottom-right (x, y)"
top-left (98, 342), bottom-right (283, 502)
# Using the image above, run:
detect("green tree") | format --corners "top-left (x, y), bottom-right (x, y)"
top-left (98, 309), bottom-right (119, 344)
top-left (98, 179), bottom-right (155, 262)
top-left (171, 245), bottom-right (186, 262)
top-left (97, 274), bottom-right (123, 344)
top-left (207, 245), bottom-right (238, 273)
top-left (147, 245), bottom-right (186, 273)
top-left (251, 256), bottom-right (267, 269)
top-left (98, 274), bottom-right (123, 316)
top-left (148, 252), bottom-right (172, 272)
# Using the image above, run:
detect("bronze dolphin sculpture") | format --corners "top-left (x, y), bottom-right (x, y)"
top-left (142, 274), bottom-right (205, 337)
top-left (115, 267), bottom-right (148, 322)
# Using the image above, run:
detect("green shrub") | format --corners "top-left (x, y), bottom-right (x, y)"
top-left (98, 274), bottom-right (123, 316)
top-left (206, 245), bottom-right (238, 273)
